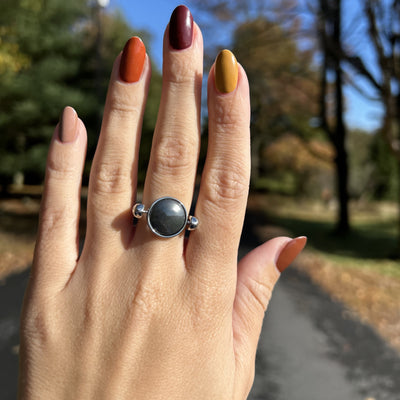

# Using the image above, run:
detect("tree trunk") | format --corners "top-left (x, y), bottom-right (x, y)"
top-left (333, 0), bottom-right (350, 233)
top-left (319, 0), bottom-right (350, 233)
top-left (395, 104), bottom-right (400, 255)
top-left (334, 136), bottom-right (350, 233)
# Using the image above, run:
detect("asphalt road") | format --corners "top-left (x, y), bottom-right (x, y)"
top-left (0, 268), bottom-right (29, 400)
top-left (248, 267), bottom-right (400, 400)
top-left (1, 243), bottom-right (400, 399)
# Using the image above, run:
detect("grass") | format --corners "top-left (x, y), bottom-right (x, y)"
top-left (0, 198), bottom-right (39, 280)
top-left (248, 193), bottom-right (400, 353)
top-left (255, 195), bottom-right (400, 278)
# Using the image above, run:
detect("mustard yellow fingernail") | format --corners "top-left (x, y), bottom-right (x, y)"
top-left (215, 49), bottom-right (238, 93)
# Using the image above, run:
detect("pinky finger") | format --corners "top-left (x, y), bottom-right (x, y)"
top-left (32, 106), bottom-right (87, 290)
top-left (232, 236), bottom-right (307, 396)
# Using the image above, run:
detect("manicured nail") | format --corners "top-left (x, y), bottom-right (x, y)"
top-left (276, 236), bottom-right (307, 273)
top-left (119, 36), bottom-right (146, 83)
top-left (215, 49), bottom-right (238, 93)
top-left (169, 5), bottom-right (193, 50)
top-left (59, 106), bottom-right (78, 143)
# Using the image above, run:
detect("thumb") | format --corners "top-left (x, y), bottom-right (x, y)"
top-left (232, 236), bottom-right (307, 396)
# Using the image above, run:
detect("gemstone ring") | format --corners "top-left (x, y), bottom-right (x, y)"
top-left (132, 197), bottom-right (198, 238)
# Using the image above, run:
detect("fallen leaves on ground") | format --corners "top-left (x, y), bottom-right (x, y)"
top-left (0, 199), bottom-right (38, 281)
top-left (296, 251), bottom-right (400, 354)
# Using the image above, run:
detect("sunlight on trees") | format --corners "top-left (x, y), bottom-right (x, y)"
top-left (0, 0), bottom-right (161, 188)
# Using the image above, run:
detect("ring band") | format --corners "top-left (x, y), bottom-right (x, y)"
top-left (132, 196), bottom-right (198, 238)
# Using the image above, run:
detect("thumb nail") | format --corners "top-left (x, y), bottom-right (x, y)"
top-left (276, 236), bottom-right (307, 273)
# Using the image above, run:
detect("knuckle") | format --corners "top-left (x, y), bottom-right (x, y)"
top-left (214, 101), bottom-right (236, 127)
top-left (128, 278), bottom-right (168, 321)
top-left (46, 157), bottom-right (78, 182)
top-left (21, 302), bottom-right (59, 350)
top-left (213, 98), bottom-right (247, 129)
top-left (151, 133), bottom-right (196, 178)
top-left (40, 204), bottom-right (71, 232)
top-left (90, 161), bottom-right (131, 195)
top-left (108, 88), bottom-right (141, 119)
top-left (108, 101), bottom-right (140, 122)
top-left (167, 57), bottom-right (198, 85)
top-left (243, 277), bottom-right (274, 313)
top-left (206, 162), bottom-right (249, 204)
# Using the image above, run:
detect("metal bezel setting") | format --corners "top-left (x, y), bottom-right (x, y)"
top-left (132, 196), bottom-right (198, 239)
top-left (147, 196), bottom-right (188, 238)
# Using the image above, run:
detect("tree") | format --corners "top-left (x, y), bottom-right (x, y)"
top-left (317, 0), bottom-right (350, 233)
top-left (191, 0), bottom-right (351, 233)
top-left (232, 17), bottom-right (320, 183)
top-left (339, 0), bottom-right (400, 250)
top-left (0, 0), bottom-right (89, 187)
top-left (370, 133), bottom-right (399, 201)
top-left (0, 0), bottom-right (161, 189)
top-left (263, 133), bottom-right (334, 197)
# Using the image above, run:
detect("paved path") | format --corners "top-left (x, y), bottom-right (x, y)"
top-left (248, 268), bottom-right (400, 400)
top-left (0, 268), bottom-right (29, 400)
top-left (1, 249), bottom-right (400, 399)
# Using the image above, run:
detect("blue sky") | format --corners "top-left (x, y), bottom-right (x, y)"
top-left (110, 0), bottom-right (177, 68)
top-left (108, 0), bottom-right (383, 133)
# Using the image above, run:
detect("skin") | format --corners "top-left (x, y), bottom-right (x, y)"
top-left (18, 21), bottom-right (305, 400)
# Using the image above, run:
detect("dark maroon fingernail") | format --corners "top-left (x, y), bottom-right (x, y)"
top-left (169, 5), bottom-right (193, 50)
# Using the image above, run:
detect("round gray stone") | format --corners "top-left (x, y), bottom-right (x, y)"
top-left (148, 197), bottom-right (187, 237)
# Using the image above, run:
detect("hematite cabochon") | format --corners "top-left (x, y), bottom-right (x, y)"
top-left (147, 197), bottom-right (187, 238)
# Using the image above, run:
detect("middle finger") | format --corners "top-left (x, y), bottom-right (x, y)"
top-left (137, 6), bottom-right (203, 244)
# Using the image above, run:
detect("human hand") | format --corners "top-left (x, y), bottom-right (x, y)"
top-left (18, 6), bottom-right (306, 400)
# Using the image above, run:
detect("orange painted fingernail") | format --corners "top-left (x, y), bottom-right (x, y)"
top-left (276, 236), bottom-right (307, 273)
top-left (59, 106), bottom-right (78, 143)
top-left (215, 49), bottom-right (238, 93)
top-left (119, 36), bottom-right (146, 83)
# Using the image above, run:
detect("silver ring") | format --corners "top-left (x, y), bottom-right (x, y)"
top-left (132, 196), bottom-right (198, 238)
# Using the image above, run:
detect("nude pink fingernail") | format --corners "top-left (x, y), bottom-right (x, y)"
top-left (59, 106), bottom-right (78, 143)
top-left (276, 236), bottom-right (307, 273)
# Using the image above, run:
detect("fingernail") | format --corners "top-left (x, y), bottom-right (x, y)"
top-left (215, 49), bottom-right (238, 93)
top-left (59, 106), bottom-right (78, 143)
top-left (169, 5), bottom-right (193, 50)
top-left (276, 236), bottom-right (307, 273)
top-left (119, 36), bottom-right (146, 83)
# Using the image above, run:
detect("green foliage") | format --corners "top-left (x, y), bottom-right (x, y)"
top-left (347, 129), bottom-right (375, 200)
top-left (233, 18), bottom-right (319, 143)
top-left (0, 0), bottom-right (161, 187)
top-left (230, 17), bottom-right (321, 184)
top-left (370, 133), bottom-right (399, 201)
top-left (0, 0), bottom-right (86, 184)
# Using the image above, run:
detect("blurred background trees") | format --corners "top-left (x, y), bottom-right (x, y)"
top-left (0, 0), bottom-right (161, 189)
top-left (1, 0), bottom-right (400, 250)
top-left (190, 0), bottom-right (400, 247)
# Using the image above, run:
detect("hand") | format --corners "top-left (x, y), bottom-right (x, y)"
top-left (18, 6), bottom-right (306, 400)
